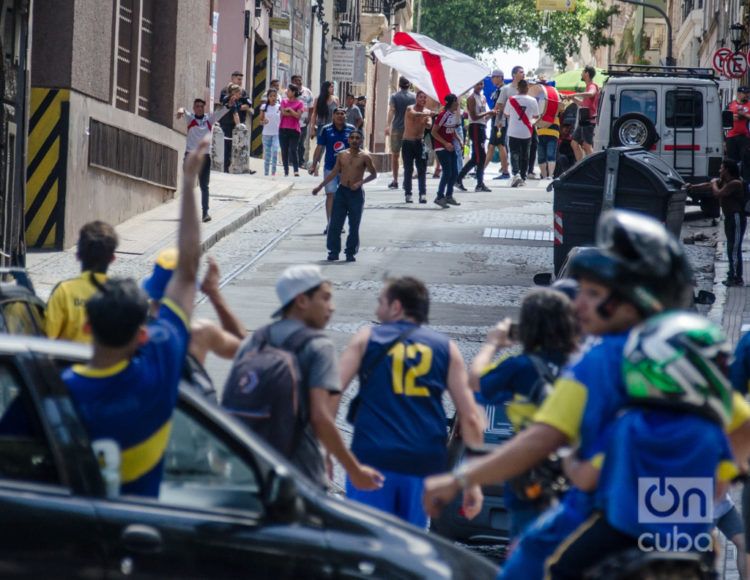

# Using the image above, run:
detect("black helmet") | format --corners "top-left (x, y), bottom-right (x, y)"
top-left (568, 210), bottom-right (693, 315)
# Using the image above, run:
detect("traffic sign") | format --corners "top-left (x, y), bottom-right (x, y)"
top-left (713, 47), bottom-right (732, 74)
top-left (723, 51), bottom-right (748, 79)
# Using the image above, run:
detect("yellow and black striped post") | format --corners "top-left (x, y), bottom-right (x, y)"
top-left (25, 88), bottom-right (70, 249)
top-left (251, 45), bottom-right (268, 158)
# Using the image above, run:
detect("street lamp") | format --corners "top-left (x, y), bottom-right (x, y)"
top-left (332, 20), bottom-right (351, 48)
top-left (730, 22), bottom-right (746, 52)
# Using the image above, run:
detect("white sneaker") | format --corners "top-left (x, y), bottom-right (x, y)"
top-left (511, 175), bottom-right (522, 188)
top-left (519, 179), bottom-right (526, 187)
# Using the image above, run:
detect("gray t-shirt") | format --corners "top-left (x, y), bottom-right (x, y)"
top-left (390, 89), bottom-right (417, 132)
top-left (346, 105), bottom-right (363, 127)
top-left (497, 84), bottom-right (519, 128)
top-left (247, 318), bottom-right (340, 487)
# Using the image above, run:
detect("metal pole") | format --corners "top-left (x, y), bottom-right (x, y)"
top-left (616, 0), bottom-right (674, 66)
top-left (416, 0), bottom-right (422, 33)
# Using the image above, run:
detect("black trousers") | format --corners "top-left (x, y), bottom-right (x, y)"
top-left (327, 186), bottom-right (364, 257)
top-left (528, 128), bottom-right (538, 174)
top-left (223, 137), bottom-right (232, 173)
top-left (185, 153), bottom-right (211, 215)
top-left (546, 513), bottom-right (638, 579)
top-left (458, 123), bottom-right (487, 185)
top-left (727, 135), bottom-right (749, 163)
top-left (401, 139), bottom-right (427, 196)
top-left (725, 211), bottom-right (748, 280)
top-left (279, 128), bottom-right (300, 174)
top-left (508, 136), bottom-right (531, 179)
top-left (298, 125), bottom-right (308, 166)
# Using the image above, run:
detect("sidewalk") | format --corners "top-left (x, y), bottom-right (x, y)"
top-left (25, 170), bottom-right (294, 300)
top-left (710, 217), bottom-right (750, 580)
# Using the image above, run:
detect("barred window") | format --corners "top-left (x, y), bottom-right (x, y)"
top-left (88, 120), bottom-right (177, 189)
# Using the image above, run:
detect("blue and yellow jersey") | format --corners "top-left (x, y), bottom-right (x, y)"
top-left (480, 351), bottom-right (566, 433)
top-left (534, 332), bottom-right (750, 521)
top-left (46, 271), bottom-right (108, 343)
top-left (63, 300), bottom-right (190, 497)
top-left (351, 321), bottom-right (451, 477)
top-left (595, 409), bottom-right (737, 539)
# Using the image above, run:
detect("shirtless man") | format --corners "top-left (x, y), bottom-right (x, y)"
top-left (143, 251), bottom-right (246, 400)
top-left (313, 130), bottom-right (377, 262)
top-left (401, 90), bottom-right (433, 204)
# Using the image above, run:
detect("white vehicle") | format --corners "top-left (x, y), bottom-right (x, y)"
top-left (593, 65), bottom-right (731, 217)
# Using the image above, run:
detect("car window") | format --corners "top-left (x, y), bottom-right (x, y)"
top-left (619, 89), bottom-right (657, 124)
top-left (158, 406), bottom-right (262, 513)
top-left (666, 90), bottom-right (703, 128)
top-left (0, 363), bottom-right (60, 485)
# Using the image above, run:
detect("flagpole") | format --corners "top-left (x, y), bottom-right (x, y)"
top-left (416, 0), bottom-right (422, 33)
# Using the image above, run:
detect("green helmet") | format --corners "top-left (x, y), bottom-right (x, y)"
top-left (623, 311), bottom-right (733, 426)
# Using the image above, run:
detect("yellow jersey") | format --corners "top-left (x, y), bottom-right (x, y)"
top-left (46, 271), bottom-right (107, 343)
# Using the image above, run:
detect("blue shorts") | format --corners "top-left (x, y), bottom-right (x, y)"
top-left (499, 500), bottom-right (588, 579)
top-left (346, 469), bottom-right (427, 528)
top-left (537, 135), bottom-right (558, 164)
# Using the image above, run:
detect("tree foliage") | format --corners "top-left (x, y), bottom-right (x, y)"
top-left (420, 0), bottom-right (619, 69)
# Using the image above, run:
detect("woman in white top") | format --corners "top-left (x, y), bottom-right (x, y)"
top-left (259, 88), bottom-right (281, 176)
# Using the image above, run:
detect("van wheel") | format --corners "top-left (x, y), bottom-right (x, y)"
top-left (611, 113), bottom-right (659, 150)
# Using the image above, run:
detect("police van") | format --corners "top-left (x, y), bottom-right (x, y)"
top-left (592, 64), bottom-right (731, 217)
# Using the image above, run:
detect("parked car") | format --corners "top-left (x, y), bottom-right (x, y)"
top-left (0, 335), bottom-right (497, 579)
top-left (592, 64), bottom-right (731, 218)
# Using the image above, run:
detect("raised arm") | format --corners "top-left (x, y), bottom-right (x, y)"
top-left (469, 319), bottom-right (512, 391)
top-left (163, 138), bottom-right (207, 319)
top-left (201, 256), bottom-right (246, 339)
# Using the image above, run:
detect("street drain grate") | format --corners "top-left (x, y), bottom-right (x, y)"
top-left (483, 228), bottom-right (553, 241)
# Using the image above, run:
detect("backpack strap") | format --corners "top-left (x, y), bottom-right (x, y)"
top-left (526, 353), bottom-right (560, 405)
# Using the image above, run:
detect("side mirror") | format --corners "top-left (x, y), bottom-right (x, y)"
top-left (264, 466), bottom-right (304, 522)
top-left (533, 273), bottom-right (553, 286)
top-left (694, 290), bottom-right (716, 306)
top-left (722, 110), bottom-right (734, 130)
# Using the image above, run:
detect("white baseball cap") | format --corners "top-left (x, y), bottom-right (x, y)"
top-left (272, 265), bottom-right (326, 318)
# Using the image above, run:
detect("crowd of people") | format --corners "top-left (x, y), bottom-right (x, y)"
top-left (23, 129), bottom-right (750, 577)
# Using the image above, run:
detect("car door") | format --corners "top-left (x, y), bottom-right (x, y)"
top-left (0, 354), bottom-right (106, 578)
top-left (93, 400), bottom-right (332, 579)
top-left (661, 86), bottom-right (706, 180)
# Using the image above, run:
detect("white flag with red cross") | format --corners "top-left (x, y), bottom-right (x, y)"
top-left (370, 32), bottom-right (491, 104)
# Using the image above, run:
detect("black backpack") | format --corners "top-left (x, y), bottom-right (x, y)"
top-left (221, 325), bottom-right (323, 458)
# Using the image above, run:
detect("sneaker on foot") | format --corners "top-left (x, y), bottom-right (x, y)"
top-left (511, 175), bottom-right (522, 187)
top-left (419, 195), bottom-right (427, 204)
top-left (455, 180), bottom-right (467, 192)
top-left (388, 180), bottom-right (399, 189)
top-left (475, 184), bottom-right (491, 192)
top-left (527, 172), bottom-right (538, 180)
top-left (737, 277), bottom-right (745, 286)
top-left (202, 213), bottom-right (212, 223)
top-left (446, 197), bottom-right (461, 206)
top-left (434, 197), bottom-right (449, 208)
top-left (345, 255), bottom-right (356, 262)
top-left (327, 253), bottom-right (339, 261)
top-left (405, 194), bottom-right (414, 203)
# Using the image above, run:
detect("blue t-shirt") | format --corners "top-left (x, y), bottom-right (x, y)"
top-left (317, 122), bottom-right (355, 170)
top-left (730, 331), bottom-right (750, 393)
top-left (63, 300), bottom-right (190, 497)
top-left (351, 321), bottom-right (451, 477)
top-left (595, 409), bottom-right (736, 539)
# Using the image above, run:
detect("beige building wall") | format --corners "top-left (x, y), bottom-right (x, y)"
top-left (30, 0), bottom-right (212, 249)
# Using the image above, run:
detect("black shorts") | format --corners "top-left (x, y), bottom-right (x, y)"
top-left (489, 125), bottom-right (502, 147)
top-left (490, 124), bottom-right (508, 148)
